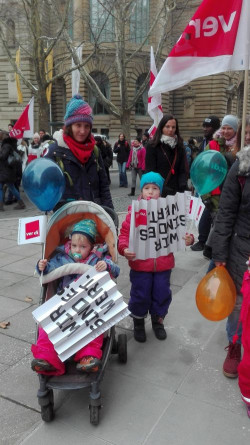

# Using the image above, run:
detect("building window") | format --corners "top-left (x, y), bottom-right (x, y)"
top-left (88, 71), bottom-right (110, 115)
top-left (90, 0), bottom-right (114, 42)
top-left (130, 0), bottom-right (149, 43)
top-left (135, 73), bottom-right (148, 116)
top-left (6, 19), bottom-right (15, 47)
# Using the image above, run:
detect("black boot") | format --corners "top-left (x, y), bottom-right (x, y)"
top-left (133, 317), bottom-right (146, 342)
top-left (128, 187), bottom-right (135, 196)
top-left (151, 315), bottom-right (167, 340)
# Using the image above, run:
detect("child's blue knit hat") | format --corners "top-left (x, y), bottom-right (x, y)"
top-left (140, 172), bottom-right (164, 194)
top-left (64, 94), bottom-right (93, 127)
top-left (71, 219), bottom-right (97, 244)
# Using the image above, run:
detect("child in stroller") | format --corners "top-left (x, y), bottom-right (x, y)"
top-left (31, 218), bottom-right (120, 376)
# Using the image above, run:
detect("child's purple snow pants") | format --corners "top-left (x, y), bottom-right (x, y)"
top-left (129, 269), bottom-right (172, 318)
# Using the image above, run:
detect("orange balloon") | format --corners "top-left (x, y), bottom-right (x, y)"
top-left (196, 266), bottom-right (236, 321)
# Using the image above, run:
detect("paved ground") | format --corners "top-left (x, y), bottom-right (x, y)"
top-left (0, 169), bottom-right (250, 445)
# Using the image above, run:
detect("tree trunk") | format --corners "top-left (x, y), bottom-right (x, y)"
top-left (37, 92), bottom-right (50, 132)
top-left (120, 110), bottom-right (131, 142)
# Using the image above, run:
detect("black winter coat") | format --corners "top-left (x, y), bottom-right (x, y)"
top-left (99, 142), bottom-right (113, 168)
top-left (113, 140), bottom-right (130, 164)
top-left (45, 132), bottom-right (113, 210)
top-left (145, 141), bottom-right (188, 196)
top-left (0, 137), bottom-right (20, 184)
top-left (212, 151), bottom-right (250, 293)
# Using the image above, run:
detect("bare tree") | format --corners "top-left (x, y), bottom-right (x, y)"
top-left (0, 0), bottom-right (177, 135)
top-left (65, 0), bottom-right (176, 138)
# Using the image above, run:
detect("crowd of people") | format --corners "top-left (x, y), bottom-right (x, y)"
top-left (1, 94), bottom-right (250, 414)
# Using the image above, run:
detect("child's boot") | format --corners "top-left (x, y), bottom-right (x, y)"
top-left (151, 315), bottom-right (167, 340)
top-left (76, 356), bottom-right (102, 372)
top-left (31, 358), bottom-right (56, 373)
top-left (133, 317), bottom-right (146, 342)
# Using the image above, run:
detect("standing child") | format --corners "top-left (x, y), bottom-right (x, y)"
top-left (31, 219), bottom-right (120, 375)
top-left (118, 171), bottom-right (192, 343)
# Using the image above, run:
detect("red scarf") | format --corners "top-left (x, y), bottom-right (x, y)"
top-left (63, 133), bottom-right (96, 164)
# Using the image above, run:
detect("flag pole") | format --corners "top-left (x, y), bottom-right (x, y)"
top-left (240, 67), bottom-right (249, 150)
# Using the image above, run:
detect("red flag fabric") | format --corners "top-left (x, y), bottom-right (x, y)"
top-left (9, 97), bottom-right (34, 139)
top-left (150, 0), bottom-right (248, 95)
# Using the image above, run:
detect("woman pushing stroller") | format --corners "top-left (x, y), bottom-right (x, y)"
top-left (31, 218), bottom-right (120, 376)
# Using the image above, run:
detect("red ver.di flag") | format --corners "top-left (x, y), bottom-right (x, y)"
top-left (150, 0), bottom-right (248, 95)
top-left (129, 194), bottom-right (187, 260)
top-left (9, 97), bottom-right (34, 139)
top-left (18, 215), bottom-right (47, 245)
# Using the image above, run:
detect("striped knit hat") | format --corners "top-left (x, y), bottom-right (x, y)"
top-left (64, 94), bottom-right (93, 127)
top-left (71, 219), bottom-right (97, 244)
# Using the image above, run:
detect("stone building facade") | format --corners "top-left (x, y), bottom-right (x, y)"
top-left (0, 0), bottom-right (249, 143)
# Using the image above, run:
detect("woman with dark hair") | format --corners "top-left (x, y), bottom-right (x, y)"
top-left (145, 114), bottom-right (188, 196)
top-left (113, 133), bottom-right (130, 188)
top-left (44, 94), bottom-right (113, 210)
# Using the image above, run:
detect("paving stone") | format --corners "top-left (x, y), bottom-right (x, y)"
top-left (0, 397), bottom-right (40, 445)
top-left (0, 295), bottom-right (32, 321)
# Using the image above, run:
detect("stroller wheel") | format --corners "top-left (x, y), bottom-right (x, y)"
top-left (118, 334), bottom-right (127, 364)
top-left (89, 405), bottom-right (100, 425)
top-left (41, 403), bottom-right (54, 422)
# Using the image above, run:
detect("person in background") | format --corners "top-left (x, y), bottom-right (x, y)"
top-left (0, 131), bottom-right (25, 210)
top-left (113, 133), bottom-right (130, 188)
top-left (191, 115), bottom-right (221, 254)
top-left (212, 144), bottom-right (250, 386)
top-left (39, 129), bottom-right (46, 140)
top-left (45, 94), bottom-right (113, 210)
top-left (142, 130), bottom-right (149, 148)
top-left (8, 123), bottom-right (13, 134)
top-left (145, 114), bottom-right (188, 196)
top-left (94, 136), bottom-right (113, 185)
top-left (27, 132), bottom-right (42, 164)
top-left (126, 137), bottom-right (146, 196)
top-left (235, 115), bottom-right (250, 150)
top-left (200, 114), bottom-right (239, 260)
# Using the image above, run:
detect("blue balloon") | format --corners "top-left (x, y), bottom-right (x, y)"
top-left (190, 150), bottom-right (228, 195)
top-left (22, 158), bottom-right (65, 211)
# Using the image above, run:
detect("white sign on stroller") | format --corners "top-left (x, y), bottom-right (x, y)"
top-left (32, 268), bottom-right (129, 361)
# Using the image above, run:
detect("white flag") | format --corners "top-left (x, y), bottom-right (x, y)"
top-left (18, 215), bottom-right (47, 245)
top-left (148, 47), bottom-right (163, 137)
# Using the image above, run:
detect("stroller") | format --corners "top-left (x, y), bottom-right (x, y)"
top-left (34, 201), bottom-right (127, 425)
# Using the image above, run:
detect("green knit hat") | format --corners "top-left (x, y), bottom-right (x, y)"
top-left (71, 219), bottom-right (97, 244)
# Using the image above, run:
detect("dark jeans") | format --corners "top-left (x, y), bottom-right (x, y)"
top-left (129, 269), bottom-right (172, 318)
top-left (118, 162), bottom-right (128, 187)
top-left (198, 207), bottom-right (212, 244)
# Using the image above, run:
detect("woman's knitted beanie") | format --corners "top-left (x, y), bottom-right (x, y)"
top-left (221, 115), bottom-right (239, 132)
top-left (64, 94), bottom-right (93, 127)
top-left (140, 171), bottom-right (165, 194)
